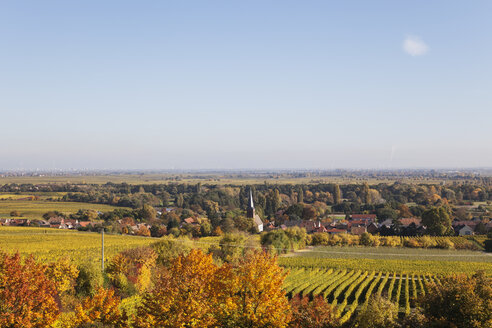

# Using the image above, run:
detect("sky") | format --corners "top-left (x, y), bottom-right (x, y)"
top-left (1, 0), bottom-right (491, 170)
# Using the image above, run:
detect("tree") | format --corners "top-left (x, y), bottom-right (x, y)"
top-left (302, 205), bottom-right (317, 220)
top-left (289, 295), bottom-right (339, 328)
top-left (418, 271), bottom-right (492, 328)
top-left (72, 287), bottom-right (125, 327)
top-left (216, 251), bottom-right (291, 327)
top-left (151, 237), bottom-right (192, 267)
top-left (0, 253), bottom-right (60, 327)
top-left (261, 229), bottom-right (291, 254)
top-left (421, 207), bottom-right (452, 236)
top-left (210, 233), bottom-right (247, 262)
top-left (298, 188), bottom-right (304, 203)
top-left (135, 249), bottom-right (219, 327)
top-left (333, 184), bottom-right (342, 204)
top-left (140, 204), bottom-right (157, 220)
top-left (106, 247), bottom-right (157, 296)
top-left (353, 295), bottom-right (399, 328)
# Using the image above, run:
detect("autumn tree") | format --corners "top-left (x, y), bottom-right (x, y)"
top-left (418, 271), bottom-right (492, 328)
top-left (216, 251), bottom-right (291, 327)
top-left (106, 247), bottom-right (157, 296)
top-left (72, 287), bottom-right (125, 327)
top-left (289, 295), bottom-right (339, 328)
top-left (0, 253), bottom-right (60, 327)
top-left (134, 249), bottom-right (219, 327)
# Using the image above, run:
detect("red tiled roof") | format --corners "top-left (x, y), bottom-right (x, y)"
top-left (350, 214), bottom-right (376, 220)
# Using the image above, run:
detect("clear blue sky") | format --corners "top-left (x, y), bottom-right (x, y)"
top-left (1, 1), bottom-right (491, 170)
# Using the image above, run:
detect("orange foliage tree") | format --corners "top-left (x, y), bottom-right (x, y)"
top-left (289, 295), bottom-right (339, 328)
top-left (72, 287), bottom-right (125, 327)
top-left (0, 253), bottom-right (60, 327)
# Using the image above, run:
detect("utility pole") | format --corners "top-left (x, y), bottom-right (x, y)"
top-left (101, 229), bottom-right (105, 271)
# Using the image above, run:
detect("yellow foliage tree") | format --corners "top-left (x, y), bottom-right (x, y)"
top-left (44, 257), bottom-right (79, 294)
top-left (216, 251), bottom-right (291, 328)
top-left (135, 249), bottom-right (218, 327)
top-left (72, 287), bottom-right (124, 327)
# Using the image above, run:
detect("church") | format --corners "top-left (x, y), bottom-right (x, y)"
top-left (247, 189), bottom-right (263, 232)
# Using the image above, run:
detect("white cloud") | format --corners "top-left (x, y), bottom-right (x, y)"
top-left (402, 36), bottom-right (429, 56)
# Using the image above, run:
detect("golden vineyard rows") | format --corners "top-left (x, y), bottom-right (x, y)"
top-left (278, 256), bottom-right (492, 275)
top-left (283, 268), bottom-right (437, 324)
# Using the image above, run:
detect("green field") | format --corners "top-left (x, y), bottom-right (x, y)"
top-left (0, 200), bottom-right (130, 219)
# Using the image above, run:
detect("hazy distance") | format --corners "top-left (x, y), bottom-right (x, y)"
top-left (1, 1), bottom-right (491, 170)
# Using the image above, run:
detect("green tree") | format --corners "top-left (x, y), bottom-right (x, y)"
top-left (333, 184), bottom-right (342, 205)
top-left (421, 207), bottom-right (452, 236)
top-left (353, 295), bottom-right (399, 328)
top-left (140, 204), bottom-right (157, 220)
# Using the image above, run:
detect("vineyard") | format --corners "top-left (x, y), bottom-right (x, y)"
top-left (0, 226), bottom-right (220, 265)
top-left (283, 268), bottom-right (437, 323)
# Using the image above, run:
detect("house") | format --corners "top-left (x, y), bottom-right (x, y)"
top-left (247, 189), bottom-right (263, 232)
top-left (78, 221), bottom-right (93, 228)
top-left (350, 214), bottom-right (377, 220)
top-left (456, 225), bottom-right (474, 236)
top-left (313, 225), bottom-right (327, 233)
top-left (9, 218), bottom-right (31, 226)
top-left (183, 217), bottom-right (197, 225)
top-left (0, 218), bottom-right (11, 226)
top-left (326, 228), bottom-right (347, 234)
top-left (350, 225), bottom-right (367, 235)
top-left (300, 220), bottom-right (322, 233)
top-left (366, 222), bottom-right (379, 234)
top-left (399, 218), bottom-right (422, 227)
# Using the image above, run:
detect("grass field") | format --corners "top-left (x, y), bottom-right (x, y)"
top-left (0, 200), bottom-right (129, 219)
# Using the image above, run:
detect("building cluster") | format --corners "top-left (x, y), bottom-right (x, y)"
top-left (265, 214), bottom-right (492, 237)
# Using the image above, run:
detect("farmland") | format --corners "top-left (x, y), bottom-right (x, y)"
top-left (0, 226), bottom-right (220, 265)
top-left (0, 199), bottom-right (129, 219)
top-left (284, 268), bottom-right (433, 322)
top-left (279, 246), bottom-right (492, 275)
top-left (280, 245), bottom-right (492, 322)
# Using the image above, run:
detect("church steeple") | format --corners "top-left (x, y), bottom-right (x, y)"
top-left (247, 188), bottom-right (255, 218)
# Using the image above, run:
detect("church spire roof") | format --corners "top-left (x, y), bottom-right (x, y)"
top-left (248, 188), bottom-right (254, 209)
